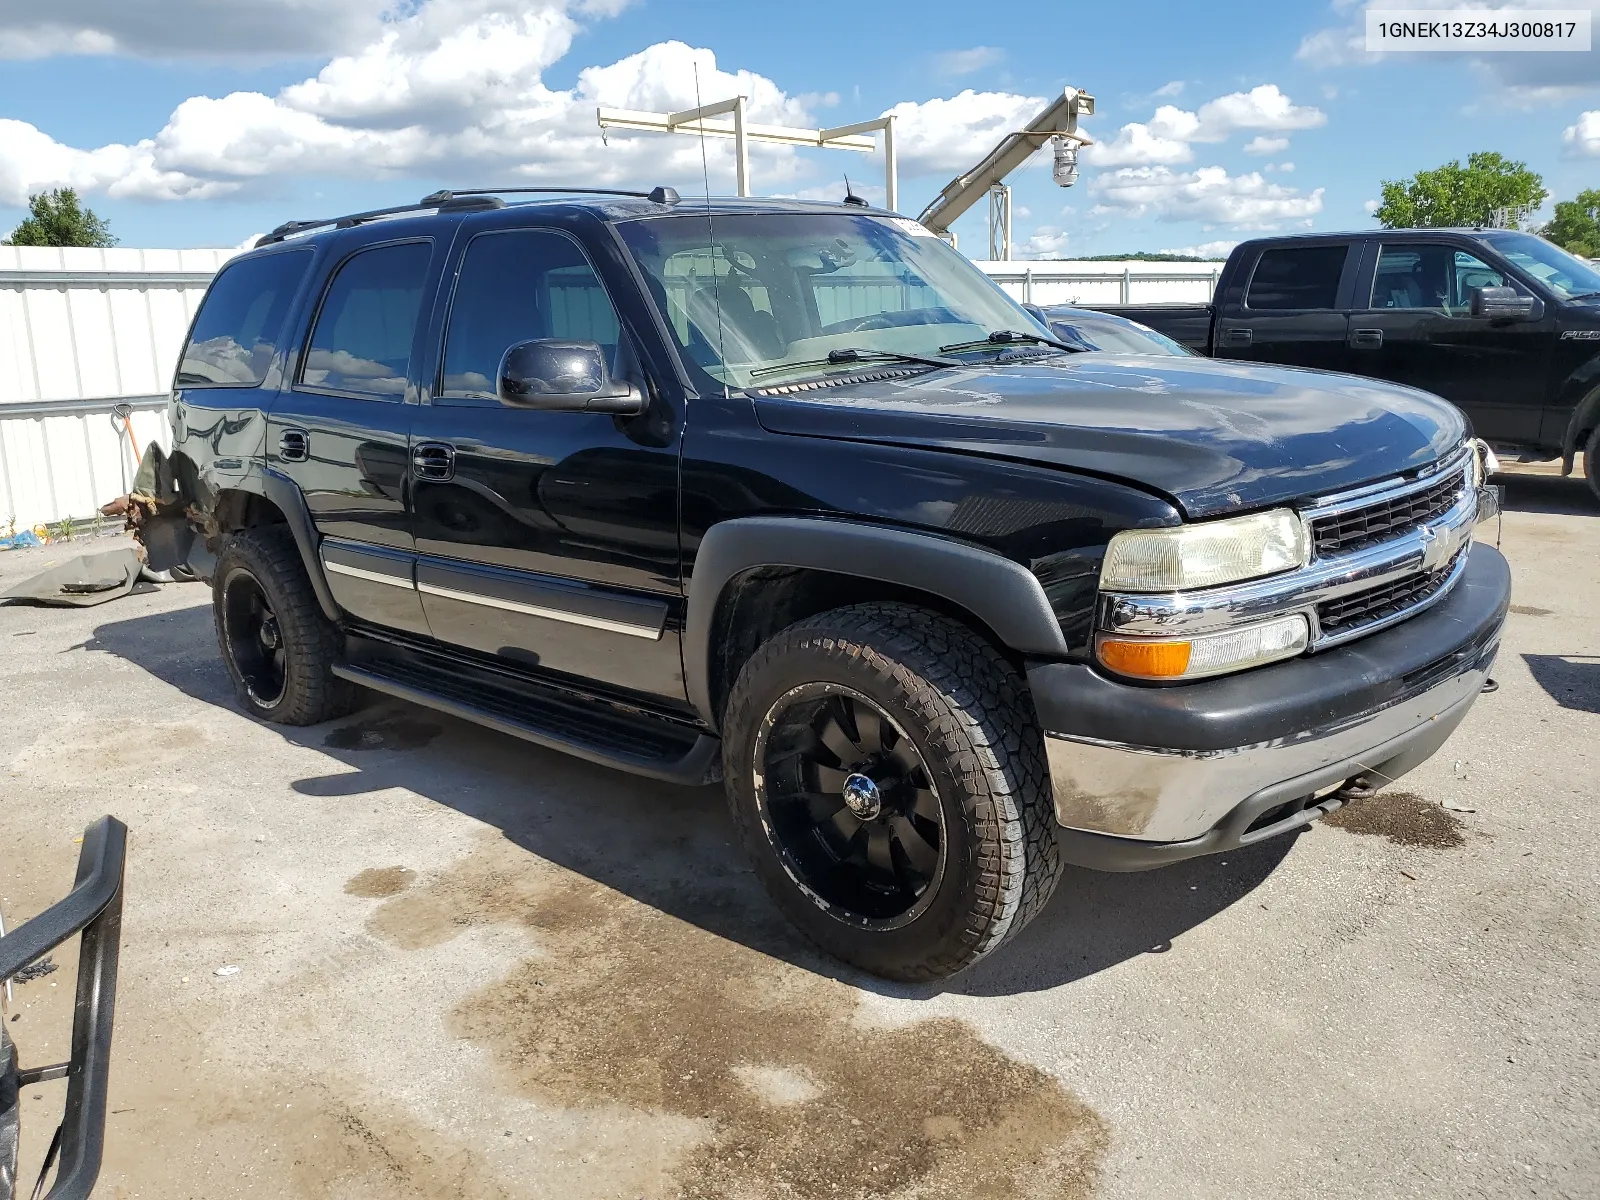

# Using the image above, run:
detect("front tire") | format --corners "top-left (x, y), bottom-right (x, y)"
top-left (722, 603), bottom-right (1064, 981)
top-left (213, 527), bottom-right (355, 726)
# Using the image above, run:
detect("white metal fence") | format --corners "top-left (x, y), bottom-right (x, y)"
top-left (0, 250), bottom-right (1213, 531)
top-left (0, 246), bottom-right (236, 533)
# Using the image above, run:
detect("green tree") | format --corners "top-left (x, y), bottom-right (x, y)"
top-left (1540, 189), bottom-right (1600, 258)
top-left (1374, 152), bottom-right (1547, 229)
top-left (3, 188), bottom-right (117, 247)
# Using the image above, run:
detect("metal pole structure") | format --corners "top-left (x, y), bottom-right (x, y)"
top-left (732, 96), bottom-right (749, 197)
top-left (988, 184), bottom-right (1013, 261)
top-left (598, 104), bottom-right (887, 203)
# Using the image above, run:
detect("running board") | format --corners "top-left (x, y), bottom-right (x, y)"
top-left (332, 648), bottom-right (721, 787)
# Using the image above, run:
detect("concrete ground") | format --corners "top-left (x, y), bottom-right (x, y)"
top-left (0, 468), bottom-right (1596, 1200)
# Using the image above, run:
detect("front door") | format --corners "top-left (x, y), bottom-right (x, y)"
top-left (1346, 241), bottom-right (1552, 443)
top-left (407, 226), bottom-right (687, 709)
top-left (269, 236), bottom-right (435, 636)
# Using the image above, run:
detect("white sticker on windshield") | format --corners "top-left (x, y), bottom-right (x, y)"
top-left (885, 217), bottom-right (936, 238)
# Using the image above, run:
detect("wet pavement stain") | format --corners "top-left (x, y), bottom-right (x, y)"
top-left (371, 854), bottom-right (1109, 1200)
top-left (323, 711), bottom-right (443, 752)
top-left (1510, 605), bottom-right (1554, 616)
top-left (345, 866), bottom-right (416, 898)
top-left (1323, 791), bottom-right (1466, 849)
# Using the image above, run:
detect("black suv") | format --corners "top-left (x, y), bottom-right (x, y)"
top-left (156, 188), bottom-right (1511, 981)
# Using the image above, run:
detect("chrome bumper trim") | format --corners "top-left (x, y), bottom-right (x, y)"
top-left (1043, 650), bottom-right (1494, 843)
top-left (1099, 486), bottom-right (1484, 649)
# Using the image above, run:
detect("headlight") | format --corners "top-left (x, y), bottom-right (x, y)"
top-left (1100, 509), bottom-right (1310, 593)
top-left (1098, 613), bottom-right (1310, 681)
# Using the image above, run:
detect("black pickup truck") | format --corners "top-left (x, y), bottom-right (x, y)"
top-left (1093, 229), bottom-right (1600, 501)
top-left (148, 191), bottom-right (1509, 981)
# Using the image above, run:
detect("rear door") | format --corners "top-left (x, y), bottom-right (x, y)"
top-left (1346, 240), bottom-right (1551, 442)
top-left (407, 223), bottom-right (687, 709)
top-left (1215, 242), bottom-right (1355, 372)
top-left (269, 236), bottom-right (437, 636)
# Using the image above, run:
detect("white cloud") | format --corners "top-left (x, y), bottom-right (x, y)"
top-left (1277, 161), bottom-right (1295, 172)
top-left (1153, 80), bottom-right (1186, 98)
top-left (1159, 240), bottom-right (1239, 259)
top-left (1243, 135), bottom-right (1289, 155)
top-left (934, 46), bottom-right (1004, 76)
top-left (1019, 226), bottom-right (1071, 257)
top-left (880, 88), bottom-right (1046, 176)
top-left (1082, 121), bottom-right (1194, 167)
top-left (0, 4), bottom-right (1049, 210)
top-left (1363, 198), bottom-right (1380, 214)
top-left (0, 0), bottom-right (391, 59)
top-left (1563, 110), bottom-right (1600, 156)
top-left (1089, 165), bottom-right (1324, 229)
top-left (1299, 0), bottom-right (1600, 104)
top-left (1081, 86), bottom-right (1321, 170)
top-left (1193, 85), bottom-right (1326, 140)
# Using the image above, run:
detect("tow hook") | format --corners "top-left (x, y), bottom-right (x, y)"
top-left (1332, 775), bottom-right (1379, 802)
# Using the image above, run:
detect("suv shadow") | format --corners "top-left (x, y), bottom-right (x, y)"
top-left (87, 598), bottom-right (1295, 999)
top-left (1495, 470), bottom-right (1600, 516)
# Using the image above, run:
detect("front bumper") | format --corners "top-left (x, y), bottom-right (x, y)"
top-left (1029, 543), bottom-right (1510, 872)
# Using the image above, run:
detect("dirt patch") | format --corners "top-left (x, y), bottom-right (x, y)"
top-left (323, 711), bottom-right (443, 752)
top-left (1323, 791), bottom-right (1466, 849)
top-left (345, 866), bottom-right (416, 898)
top-left (1510, 605), bottom-right (1554, 617)
top-left (370, 854), bottom-right (1108, 1200)
top-left (8, 718), bottom-right (208, 786)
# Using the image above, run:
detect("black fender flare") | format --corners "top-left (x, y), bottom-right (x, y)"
top-left (683, 516), bottom-right (1070, 728)
top-left (257, 468), bottom-right (343, 623)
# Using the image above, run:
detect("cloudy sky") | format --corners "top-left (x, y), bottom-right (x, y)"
top-left (1, 0), bottom-right (1598, 255)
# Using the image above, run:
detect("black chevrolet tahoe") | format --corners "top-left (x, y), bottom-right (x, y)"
top-left (154, 189), bottom-right (1510, 981)
top-left (1092, 229), bottom-right (1600, 501)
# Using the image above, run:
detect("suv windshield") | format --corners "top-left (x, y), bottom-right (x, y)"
top-left (617, 212), bottom-right (1052, 389)
top-left (1482, 231), bottom-right (1600, 300)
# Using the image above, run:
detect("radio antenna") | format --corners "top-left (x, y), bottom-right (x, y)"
top-left (692, 61), bottom-right (728, 397)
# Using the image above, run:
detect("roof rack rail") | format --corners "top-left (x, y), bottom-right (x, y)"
top-left (255, 185), bottom-right (680, 246)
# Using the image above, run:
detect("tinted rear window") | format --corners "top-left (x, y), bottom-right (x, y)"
top-left (301, 241), bottom-right (431, 399)
top-left (1245, 245), bottom-right (1348, 310)
top-left (177, 249), bottom-right (312, 387)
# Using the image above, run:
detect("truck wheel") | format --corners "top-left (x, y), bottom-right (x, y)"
top-left (721, 603), bottom-right (1064, 981)
top-left (1, 1024), bottom-right (17, 1200)
top-left (1586, 425), bottom-right (1600, 506)
top-left (213, 526), bottom-right (355, 726)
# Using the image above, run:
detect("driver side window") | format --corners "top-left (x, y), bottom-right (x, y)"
top-left (440, 229), bottom-right (622, 402)
top-left (1370, 243), bottom-right (1509, 312)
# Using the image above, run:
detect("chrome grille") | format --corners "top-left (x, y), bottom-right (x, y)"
top-left (1309, 466), bottom-right (1467, 558)
top-left (1316, 548), bottom-right (1466, 634)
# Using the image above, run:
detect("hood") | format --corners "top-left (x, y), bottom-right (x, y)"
top-left (751, 354), bottom-right (1467, 519)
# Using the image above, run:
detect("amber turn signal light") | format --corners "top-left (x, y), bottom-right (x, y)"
top-left (1096, 638), bottom-right (1193, 679)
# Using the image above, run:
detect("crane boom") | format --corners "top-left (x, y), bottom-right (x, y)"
top-left (917, 87), bottom-right (1094, 243)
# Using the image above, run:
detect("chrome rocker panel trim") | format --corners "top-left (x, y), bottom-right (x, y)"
top-left (1043, 649), bottom-right (1493, 845)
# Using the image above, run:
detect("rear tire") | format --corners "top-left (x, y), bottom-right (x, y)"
top-left (213, 527), bottom-right (355, 726)
top-left (721, 603), bottom-right (1064, 982)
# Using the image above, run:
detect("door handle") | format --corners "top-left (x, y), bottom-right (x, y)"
top-left (1222, 327), bottom-right (1253, 346)
top-left (1350, 328), bottom-right (1384, 349)
top-left (278, 429), bottom-right (309, 463)
top-left (412, 442), bottom-right (455, 482)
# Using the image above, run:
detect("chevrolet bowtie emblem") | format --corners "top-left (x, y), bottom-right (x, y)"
top-left (1418, 524), bottom-right (1446, 571)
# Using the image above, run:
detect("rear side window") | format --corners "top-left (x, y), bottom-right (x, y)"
top-left (301, 241), bottom-right (431, 399)
top-left (177, 249), bottom-right (312, 387)
top-left (1245, 246), bottom-right (1348, 310)
top-left (440, 230), bottom-right (622, 400)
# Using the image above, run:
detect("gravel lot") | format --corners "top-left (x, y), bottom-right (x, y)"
top-left (1, 468), bottom-right (1596, 1200)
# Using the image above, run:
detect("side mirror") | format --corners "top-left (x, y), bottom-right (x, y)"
top-left (497, 339), bottom-right (646, 415)
top-left (1470, 286), bottom-right (1542, 322)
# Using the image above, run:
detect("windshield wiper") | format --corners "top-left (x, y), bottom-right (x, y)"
top-left (938, 329), bottom-right (1084, 354)
top-left (746, 346), bottom-right (959, 380)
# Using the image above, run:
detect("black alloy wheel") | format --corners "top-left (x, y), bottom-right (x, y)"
top-left (222, 569), bottom-right (287, 709)
top-left (755, 684), bottom-right (946, 929)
